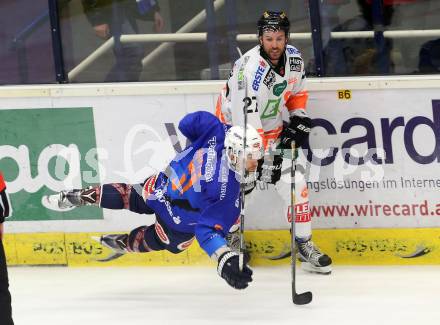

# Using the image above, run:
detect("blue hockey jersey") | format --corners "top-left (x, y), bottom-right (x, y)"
top-left (146, 111), bottom-right (241, 256)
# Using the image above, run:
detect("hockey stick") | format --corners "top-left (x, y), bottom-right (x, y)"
top-left (238, 95), bottom-right (251, 271)
top-left (290, 141), bottom-right (313, 305)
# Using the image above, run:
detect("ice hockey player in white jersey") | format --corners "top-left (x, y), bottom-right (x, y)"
top-left (216, 11), bottom-right (332, 274)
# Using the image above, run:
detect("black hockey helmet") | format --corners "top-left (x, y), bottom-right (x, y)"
top-left (257, 11), bottom-right (290, 37)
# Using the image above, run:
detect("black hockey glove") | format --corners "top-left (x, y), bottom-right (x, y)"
top-left (217, 251), bottom-right (253, 290)
top-left (242, 173), bottom-right (257, 195)
top-left (279, 115), bottom-right (312, 149)
top-left (256, 154), bottom-right (283, 185)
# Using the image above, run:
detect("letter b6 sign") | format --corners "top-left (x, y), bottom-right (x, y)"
top-left (338, 90), bottom-right (352, 100)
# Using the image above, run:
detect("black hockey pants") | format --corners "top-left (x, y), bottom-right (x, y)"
top-left (0, 239), bottom-right (13, 325)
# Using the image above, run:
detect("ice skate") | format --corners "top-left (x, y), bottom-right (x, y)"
top-left (42, 187), bottom-right (99, 211)
top-left (92, 234), bottom-right (129, 262)
top-left (296, 238), bottom-right (332, 274)
top-left (42, 192), bottom-right (75, 212)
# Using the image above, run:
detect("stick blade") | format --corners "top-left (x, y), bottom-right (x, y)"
top-left (293, 291), bottom-right (313, 305)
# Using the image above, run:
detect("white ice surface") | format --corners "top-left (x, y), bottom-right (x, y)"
top-left (8, 265), bottom-right (440, 325)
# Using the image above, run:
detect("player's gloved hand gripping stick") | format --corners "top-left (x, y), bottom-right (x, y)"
top-left (217, 251), bottom-right (253, 289)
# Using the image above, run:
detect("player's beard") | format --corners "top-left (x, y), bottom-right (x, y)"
top-left (267, 48), bottom-right (283, 61)
top-left (262, 44), bottom-right (286, 64)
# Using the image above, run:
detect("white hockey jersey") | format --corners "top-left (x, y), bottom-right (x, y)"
top-left (216, 44), bottom-right (309, 148)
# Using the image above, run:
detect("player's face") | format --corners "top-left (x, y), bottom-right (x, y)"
top-left (259, 30), bottom-right (287, 63)
top-left (245, 156), bottom-right (258, 172)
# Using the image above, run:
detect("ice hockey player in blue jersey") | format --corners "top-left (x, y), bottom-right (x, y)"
top-left (44, 111), bottom-right (263, 290)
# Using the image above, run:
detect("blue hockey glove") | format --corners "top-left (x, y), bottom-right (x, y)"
top-left (217, 251), bottom-right (253, 290)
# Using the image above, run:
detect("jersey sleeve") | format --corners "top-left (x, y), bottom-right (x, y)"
top-left (285, 57), bottom-right (309, 118)
top-left (194, 175), bottom-right (240, 256)
top-left (215, 64), bottom-right (235, 125)
top-left (195, 222), bottom-right (228, 257)
top-left (178, 111), bottom-right (221, 143)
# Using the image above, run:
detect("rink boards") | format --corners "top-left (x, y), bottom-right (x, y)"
top-left (1, 77), bottom-right (440, 265)
top-left (3, 228), bottom-right (440, 266)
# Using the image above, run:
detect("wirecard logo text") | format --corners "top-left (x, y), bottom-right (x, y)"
top-left (305, 100), bottom-right (440, 166)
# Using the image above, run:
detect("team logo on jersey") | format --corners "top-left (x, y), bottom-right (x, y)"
top-left (219, 162), bottom-right (229, 200)
top-left (287, 47), bottom-right (300, 55)
top-left (204, 137), bottom-right (217, 182)
top-left (173, 216), bottom-right (181, 224)
top-left (273, 80), bottom-right (287, 96)
top-left (263, 70), bottom-right (276, 89)
top-left (252, 60), bottom-right (267, 91)
top-left (238, 69), bottom-right (245, 89)
top-left (288, 77), bottom-right (298, 85)
top-left (289, 57), bottom-right (302, 72)
top-left (238, 56), bottom-right (250, 90)
top-left (261, 98), bottom-right (281, 119)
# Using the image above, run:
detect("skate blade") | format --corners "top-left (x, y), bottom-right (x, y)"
top-left (266, 246), bottom-right (291, 260)
top-left (91, 236), bottom-right (126, 262)
top-left (41, 194), bottom-right (75, 212)
top-left (95, 252), bottom-right (125, 262)
top-left (300, 261), bottom-right (332, 275)
top-left (91, 236), bottom-right (102, 243)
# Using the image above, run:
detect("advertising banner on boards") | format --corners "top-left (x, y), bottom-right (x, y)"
top-left (0, 87), bottom-right (439, 232)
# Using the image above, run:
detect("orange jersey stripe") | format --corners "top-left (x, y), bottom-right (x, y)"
top-left (255, 128), bottom-right (269, 149)
top-left (285, 90), bottom-right (309, 111)
top-left (264, 126), bottom-right (283, 136)
top-left (258, 126), bottom-right (283, 149)
top-left (215, 94), bottom-right (227, 123)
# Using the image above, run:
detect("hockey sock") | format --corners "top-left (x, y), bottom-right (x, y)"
top-left (100, 183), bottom-right (155, 214)
top-left (127, 225), bottom-right (164, 252)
